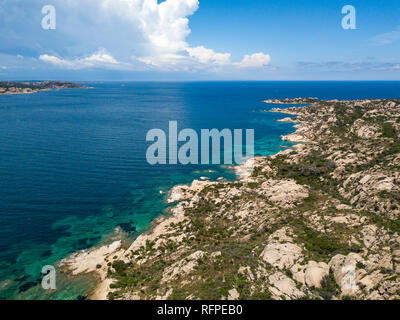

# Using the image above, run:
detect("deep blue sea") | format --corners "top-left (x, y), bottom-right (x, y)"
top-left (0, 81), bottom-right (399, 299)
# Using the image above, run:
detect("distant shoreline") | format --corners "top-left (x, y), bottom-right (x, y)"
top-left (0, 81), bottom-right (91, 95)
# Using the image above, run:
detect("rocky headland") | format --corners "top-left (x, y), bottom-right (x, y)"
top-left (264, 97), bottom-right (318, 104)
top-left (0, 81), bottom-right (89, 95)
top-left (62, 98), bottom-right (400, 300)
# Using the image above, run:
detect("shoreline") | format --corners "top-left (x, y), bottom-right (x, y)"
top-left (60, 100), bottom-right (305, 300)
top-left (61, 97), bottom-right (400, 300)
top-left (0, 81), bottom-right (91, 96)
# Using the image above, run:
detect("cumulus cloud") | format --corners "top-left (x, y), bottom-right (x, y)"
top-left (234, 53), bottom-right (271, 68)
top-left (0, 0), bottom-right (271, 73)
top-left (186, 46), bottom-right (231, 65)
top-left (39, 50), bottom-right (121, 69)
top-left (39, 55), bottom-right (74, 68)
top-left (99, 0), bottom-right (199, 55)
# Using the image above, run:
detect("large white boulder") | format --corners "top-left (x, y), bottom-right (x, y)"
top-left (304, 261), bottom-right (330, 288)
top-left (261, 243), bottom-right (303, 270)
top-left (260, 179), bottom-right (309, 208)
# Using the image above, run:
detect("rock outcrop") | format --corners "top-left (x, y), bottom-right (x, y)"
top-left (64, 98), bottom-right (400, 300)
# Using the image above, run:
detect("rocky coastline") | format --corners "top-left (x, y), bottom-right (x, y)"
top-left (62, 98), bottom-right (400, 300)
top-left (0, 81), bottom-right (90, 95)
top-left (264, 97), bottom-right (318, 104)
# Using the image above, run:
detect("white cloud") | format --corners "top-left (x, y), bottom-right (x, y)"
top-left (186, 46), bottom-right (231, 65)
top-left (83, 51), bottom-right (119, 65)
top-left (39, 55), bottom-right (74, 68)
top-left (39, 50), bottom-right (122, 70)
top-left (371, 26), bottom-right (400, 45)
top-left (99, 0), bottom-right (199, 54)
top-left (234, 53), bottom-right (271, 68)
top-left (33, 0), bottom-right (271, 72)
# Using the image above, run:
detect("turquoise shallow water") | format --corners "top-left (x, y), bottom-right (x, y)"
top-left (0, 81), bottom-right (399, 300)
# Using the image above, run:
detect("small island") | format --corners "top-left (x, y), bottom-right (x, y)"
top-left (0, 81), bottom-right (90, 95)
top-left (264, 97), bottom-right (318, 104)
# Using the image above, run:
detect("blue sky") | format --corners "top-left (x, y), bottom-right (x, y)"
top-left (0, 0), bottom-right (399, 80)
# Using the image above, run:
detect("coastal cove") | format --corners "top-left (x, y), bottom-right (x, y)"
top-left (81, 96), bottom-right (400, 301)
top-left (0, 81), bottom-right (399, 300)
top-left (60, 112), bottom-right (299, 300)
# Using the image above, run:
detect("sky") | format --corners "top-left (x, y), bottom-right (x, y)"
top-left (0, 0), bottom-right (400, 81)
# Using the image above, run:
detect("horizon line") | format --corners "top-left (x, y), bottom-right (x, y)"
top-left (2, 79), bottom-right (400, 83)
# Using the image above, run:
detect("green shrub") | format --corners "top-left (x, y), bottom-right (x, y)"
top-left (314, 271), bottom-right (340, 300)
top-left (382, 122), bottom-right (396, 138)
top-left (112, 260), bottom-right (128, 276)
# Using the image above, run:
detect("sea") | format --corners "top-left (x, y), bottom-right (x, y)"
top-left (0, 81), bottom-right (399, 299)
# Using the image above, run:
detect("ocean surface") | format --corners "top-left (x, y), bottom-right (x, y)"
top-left (0, 81), bottom-right (399, 300)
